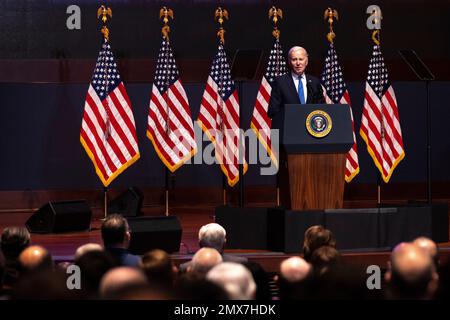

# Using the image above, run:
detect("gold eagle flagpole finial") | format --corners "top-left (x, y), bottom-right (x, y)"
top-left (160, 6), bottom-right (174, 41)
top-left (370, 8), bottom-right (382, 46)
top-left (215, 7), bottom-right (229, 44)
top-left (97, 5), bottom-right (112, 41)
top-left (269, 6), bottom-right (283, 40)
top-left (324, 7), bottom-right (338, 44)
top-left (372, 28), bottom-right (381, 46)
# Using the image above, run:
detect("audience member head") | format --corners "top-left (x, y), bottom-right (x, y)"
top-left (207, 262), bottom-right (256, 300)
top-left (99, 266), bottom-right (148, 299)
top-left (277, 257), bottom-right (314, 300)
top-left (19, 245), bottom-right (53, 273)
top-left (303, 225), bottom-right (336, 261)
top-left (12, 269), bottom-right (82, 300)
top-left (198, 223), bottom-right (227, 253)
top-left (1, 227), bottom-right (30, 259)
top-left (76, 250), bottom-right (114, 298)
top-left (413, 236), bottom-right (439, 267)
top-left (140, 249), bottom-right (177, 288)
top-left (101, 214), bottom-right (130, 248)
top-left (279, 256), bottom-right (312, 282)
top-left (188, 248), bottom-right (223, 275)
top-left (175, 272), bottom-right (229, 300)
top-left (385, 242), bottom-right (439, 299)
top-left (74, 243), bottom-right (103, 262)
top-left (310, 245), bottom-right (341, 276)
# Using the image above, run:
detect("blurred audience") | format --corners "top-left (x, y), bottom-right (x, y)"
top-left (19, 245), bottom-right (53, 273)
top-left (1, 227), bottom-right (30, 290)
top-left (99, 266), bottom-right (148, 299)
top-left (74, 243), bottom-right (103, 262)
top-left (276, 256), bottom-right (314, 300)
top-left (385, 242), bottom-right (439, 299)
top-left (188, 247), bottom-right (223, 276)
top-left (140, 249), bottom-right (178, 289)
top-left (207, 262), bottom-right (256, 300)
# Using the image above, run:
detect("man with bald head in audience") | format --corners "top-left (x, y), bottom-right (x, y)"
top-left (188, 247), bottom-right (223, 276)
top-left (99, 266), bottom-right (149, 299)
top-left (385, 242), bottom-right (439, 299)
top-left (19, 245), bottom-right (53, 273)
top-left (207, 262), bottom-right (256, 300)
top-left (74, 243), bottom-right (103, 262)
top-left (276, 256), bottom-right (314, 299)
top-left (413, 236), bottom-right (439, 268)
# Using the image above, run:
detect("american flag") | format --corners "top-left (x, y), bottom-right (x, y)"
top-left (197, 44), bottom-right (247, 187)
top-left (360, 45), bottom-right (405, 183)
top-left (80, 40), bottom-right (140, 187)
top-left (321, 43), bottom-right (359, 182)
top-left (250, 38), bottom-right (287, 167)
top-left (147, 38), bottom-right (197, 171)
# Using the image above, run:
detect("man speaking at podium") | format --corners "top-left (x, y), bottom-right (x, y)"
top-left (267, 46), bottom-right (326, 208)
top-left (268, 46), bottom-right (325, 119)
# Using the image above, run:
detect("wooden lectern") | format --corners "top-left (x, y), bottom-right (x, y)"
top-left (272, 104), bottom-right (354, 210)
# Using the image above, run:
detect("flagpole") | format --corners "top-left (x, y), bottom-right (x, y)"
top-left (270, 6), bottom-right (283, 207)
top-left (165, 167), bottom-right (170, 216)
top-left (160, 7), bottom-right (174, 217)
top-left (377, 171), bottom-right (382, 207)
top-left (222, 175), bottom-right (227, 205)
top-left (99, 5), bottom-right (112, 221)
top-left (373, 29), bottom-right (383, 208)
top-left (238, 80), bottom-right (244, 208)
top-left (426, 79), bottom-right (432, 205)
top-left (215, 7), bottom-right (228, 206)
top-left (103, 186), bottom-right (108, 219)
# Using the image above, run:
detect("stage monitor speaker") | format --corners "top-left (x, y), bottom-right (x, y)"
top-left (25, 200), bottom-right (92, 234)
top-left (107, 187), bottom-right (143, 217)
top-left (127, 216), bottom-right (182, 255)
top-left (215, 205), bottom-right (270, 250)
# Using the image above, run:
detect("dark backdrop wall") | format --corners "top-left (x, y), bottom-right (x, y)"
top-left (0, 1), bottom-right (449, 192)
top-left (1, 0), bottom-right (449, 62)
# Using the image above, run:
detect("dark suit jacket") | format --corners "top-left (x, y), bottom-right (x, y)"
top-left (267, 73), bottom-right (325, 119)
top-left (106, 247), bottom-right (141, 267)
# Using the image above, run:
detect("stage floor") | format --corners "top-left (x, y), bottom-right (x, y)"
top-left (1, 205), bottom-right (449, 273)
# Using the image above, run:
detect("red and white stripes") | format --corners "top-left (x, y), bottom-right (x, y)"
top-left (80, 83), bottom-right (140, 186)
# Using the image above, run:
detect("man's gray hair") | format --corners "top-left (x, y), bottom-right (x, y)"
top-left (206, 262), bottom-right (256, 300)
top-left (198, 223), bottom-right (226, 252)
top-left (288, 46), bottom-right (308, 58)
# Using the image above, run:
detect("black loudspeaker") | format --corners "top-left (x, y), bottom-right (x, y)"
top-left (107, 187), bottom-right (143, 217)
top-left (215, 205), bottom-right (269, 250)
top-left (25, 200), bottom-right (92, 234)
top-left (127, 216), bottom-right (182, 255)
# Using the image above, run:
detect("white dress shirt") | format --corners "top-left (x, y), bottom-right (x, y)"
top-left (291, 72), bottom-right (308, 103)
